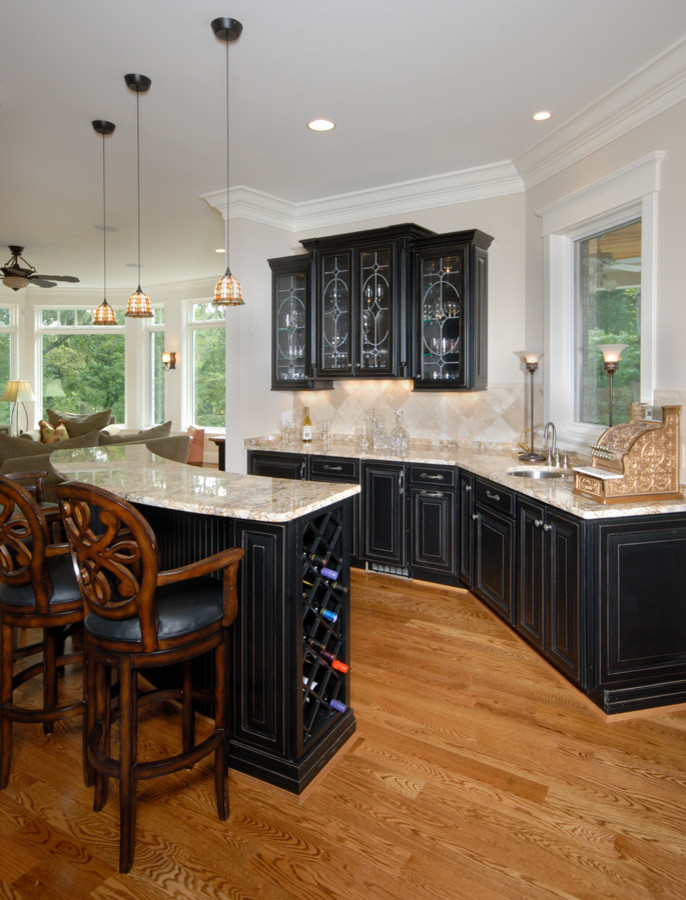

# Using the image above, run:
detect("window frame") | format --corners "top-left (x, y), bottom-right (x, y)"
top-left (537, 152), bottom-right (662, 449)
top-left (186, 301), bottom-right (226, 432)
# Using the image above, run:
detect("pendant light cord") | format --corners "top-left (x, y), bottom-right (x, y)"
top-left (136, 89), bottom-right (142, 290)
top-left (101, 133), bottom-right (107, 301)
top-left (224, 36), bottom-right (230, 275)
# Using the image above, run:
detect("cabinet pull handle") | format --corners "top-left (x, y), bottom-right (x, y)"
top-left (534, 519), bottom-right (543, 528)
top-left (542, 523), bottom-right (552, 532)
top-left (399, 470), bottom-right (405, 495)
top-left (485, 489), bottom-right (500, 502)
top-left (323, 464), bottom-right (343, 472)
top-left (463, 483), bottom-right (472, 492)
top-left (420, 472), bottom-right (445, 481)
top-left (420, 490), bottom-right (444, 498)
top-left (471, 513), bottom-right (480, 521)
top-left (299, 462), bottom-right (306, 479)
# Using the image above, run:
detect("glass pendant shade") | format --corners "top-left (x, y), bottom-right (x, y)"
top-left (214, 270), bottom-right (243, 306)
top-left (126, 287), bottom-right (152, 317)
top-left (93, 298), bottom-right (117, 325)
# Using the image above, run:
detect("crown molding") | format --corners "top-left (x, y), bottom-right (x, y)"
top-left (202, 162), bottom-right (523, 233)
top-left (516, 37), bottom-right (686, 188)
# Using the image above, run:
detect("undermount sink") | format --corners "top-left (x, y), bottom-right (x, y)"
top-left (508, 467), bottom-right (567, 480)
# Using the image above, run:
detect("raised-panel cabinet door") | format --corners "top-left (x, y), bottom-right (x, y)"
top-left (361, 462), bottom-right (406, 566)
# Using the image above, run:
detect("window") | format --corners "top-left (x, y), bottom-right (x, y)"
top-left (0, 308), bottom-right (14, 427)
top-left (148, 308), bottom-right (165, 423)
top-left (190, 302), bottom-right (225, 428)
top-left (537, 152), bottom-right (661, 448)
top-left (39, 308), bottom-right (126, 421)
top-left (576, 220), bottom-right (641, 426)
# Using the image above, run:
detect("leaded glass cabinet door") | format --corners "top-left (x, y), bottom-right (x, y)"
top-left (319, 250), bottom-right (353, 375)
top-left (358, 246), bottom-right (395, 375)
top-left (271, 256), bottom-right (310, 388)
top-left (412, 230), bottom-right (493, 391)
top-left (417, 249), bottom-right (465, 385)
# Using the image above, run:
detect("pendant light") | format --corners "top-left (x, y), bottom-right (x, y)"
top-left (124, 73), bottom-right (153, 317)
top-left (211, 17), bottom-right (244, 306)
top-left (92, 120), bottom-right (118, 325)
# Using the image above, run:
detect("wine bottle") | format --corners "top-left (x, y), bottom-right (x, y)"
top-left (304, 550), bottom-right (330, 567)
top-left (303, 603), bottom-right (338, 623)
top-left (305, 638), bottom-right (349, 673)
top-left (303, 559), bottom-right (340, 582)
top-left (302, 406), bottom-right (312, 442)
top-left (302, 681), bottom-right (347, 714)
top-left (303, 575), bottom-right (348, 595)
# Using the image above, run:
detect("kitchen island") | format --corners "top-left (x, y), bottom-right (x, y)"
top-left (247, 435), bottom-right (686, 714)
top-left (53, 443), bottom-right (360, 793)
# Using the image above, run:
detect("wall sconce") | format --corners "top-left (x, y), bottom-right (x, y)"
top-left (162, 351), bottom-right (176, 370)
top-left (597, 343), bottom-right (627, 427)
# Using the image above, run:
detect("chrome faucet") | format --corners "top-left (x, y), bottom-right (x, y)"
top-left (544, 421), bottom-right (559, 467)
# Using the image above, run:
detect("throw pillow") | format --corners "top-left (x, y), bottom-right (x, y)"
top-left (99, 420), bottom-right (172, 445)
top-left (39, 419), bottom-right (69, 443)
top-left (46, 407), bottom-right (112, 437)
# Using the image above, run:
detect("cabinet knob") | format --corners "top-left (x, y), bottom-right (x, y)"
top-left (534, 519), bottom-right (543, 528)
top-left (542, 523), bottom-right (552, 532)
top-left (463, 483), bottom-right (472, 492)
top-left (471, 513), bottom-right (480, 521)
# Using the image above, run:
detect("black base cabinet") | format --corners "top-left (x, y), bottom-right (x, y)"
top-left (361, 461), bottom-right (407, 572)
top-left (471, 477), bottom-right (515, 625)
top-left (516, 498), bottom-right (585, 687)
top-left (591, 514), bottom-right (686, 712)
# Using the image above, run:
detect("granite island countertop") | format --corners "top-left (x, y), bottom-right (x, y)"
top-left (52, 443), bottom-right (360, 523)
top-left (245, 435), bottom-right (686, 520)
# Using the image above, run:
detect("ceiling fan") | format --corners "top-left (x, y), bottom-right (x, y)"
top-left (1, 245), bottom-right (80, 291)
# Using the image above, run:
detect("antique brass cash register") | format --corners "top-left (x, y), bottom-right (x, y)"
top-left (573, 404), bottom-right (683, 504)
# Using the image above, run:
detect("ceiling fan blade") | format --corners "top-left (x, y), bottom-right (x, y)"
top-left (30, 278), bottom-right (58, 288)
top-left (30, 274), bottom-right (80, 283)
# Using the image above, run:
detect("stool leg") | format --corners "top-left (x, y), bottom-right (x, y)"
top-left (1, 620), bottom-right (14, 789)
top-left (82, 649), bottom-right (94, 788)
top-left (182, 659), bottom-right (194, 754)
top-left (92, 656), bottom-right (109, 811)
top-left (118, 657), bottom-right (137, 874)
top-left (42, 628), bottom-right (58, 734)
top-left (213, 635), bottom-right (228, 821)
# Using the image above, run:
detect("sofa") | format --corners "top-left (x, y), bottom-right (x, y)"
top-left (1, 410), bottom-right (190, 501)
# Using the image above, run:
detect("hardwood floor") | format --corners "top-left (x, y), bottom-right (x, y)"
top-left (1, 569), bottom-right (685, 898)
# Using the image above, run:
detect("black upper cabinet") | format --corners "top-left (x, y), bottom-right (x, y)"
top-left (411, 229), bottom-right (493, 391)
top-left (269, 255), bottom-right (332, 391)
top-left (301, 224), bottom-right (434, 379)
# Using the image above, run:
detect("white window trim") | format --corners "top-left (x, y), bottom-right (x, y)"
top-left (185, 301), bottom-right (226, 434)
top-left (536, 151), bottom-right (663, 450)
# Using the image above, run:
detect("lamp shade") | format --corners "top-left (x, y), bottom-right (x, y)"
top-left (0, 380), bottom-right (35, 402)
top-left (597, 343), bottom-right (628, 363)
top-left (214, 272), bottom-right (243, 305)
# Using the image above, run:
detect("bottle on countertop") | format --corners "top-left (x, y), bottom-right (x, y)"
top-left (302, 406), bottom-right (313, 442)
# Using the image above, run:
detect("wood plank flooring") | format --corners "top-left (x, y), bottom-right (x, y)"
top-left (1, 569), bottom-right (685, 898)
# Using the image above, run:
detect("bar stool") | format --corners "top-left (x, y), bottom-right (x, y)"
top-left (57, 480), bottom-right (243, 873)
top-left (0, 472), bottom-right (84, 790)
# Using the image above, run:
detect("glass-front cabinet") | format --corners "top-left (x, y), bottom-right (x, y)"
top-left (302, 224), bottom-right (434, 379)
top-left (270, 255), bottom-right (332, 391)
top-left (411, 229), bottom-right (493, 391)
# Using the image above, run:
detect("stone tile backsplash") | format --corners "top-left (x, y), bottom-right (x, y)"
top-left (291, 380), bottom-right (541, 450)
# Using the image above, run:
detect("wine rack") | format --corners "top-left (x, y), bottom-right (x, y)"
top-left (301, 506), bottom-right (350, 744)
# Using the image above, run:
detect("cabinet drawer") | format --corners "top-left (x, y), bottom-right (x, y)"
top-left (310, 456), bottom-right (359, 482)
top-left (474, 477), bottom-right (514, 517)
top-left (408, 464), bottom-right (456, 488)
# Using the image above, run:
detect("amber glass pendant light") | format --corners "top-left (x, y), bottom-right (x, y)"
top-left (124, 73), bottom-right (153, 317)
top-left (211, 17), bottom-right (244, 306)
top-left (92, 120), bottom-right (118, 325)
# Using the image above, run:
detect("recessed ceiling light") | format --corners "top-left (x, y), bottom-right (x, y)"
top-left (532, 110), bottom-right (552, 122)
top-left (307, 119), bottom-right (335, 132)
top-left (216, 247), bottom-right (225, 254)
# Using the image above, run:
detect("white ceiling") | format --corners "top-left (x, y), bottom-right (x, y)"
top-left (1, 0), bottom-right (686, 295)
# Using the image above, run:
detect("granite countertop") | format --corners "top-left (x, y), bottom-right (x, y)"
top-left (245, 435), bottom-right (686, 520)
top-left (52, 444), bottom-right (360, 523)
